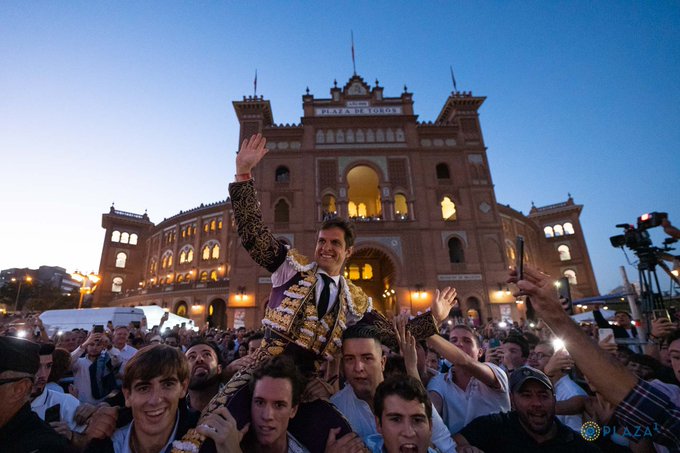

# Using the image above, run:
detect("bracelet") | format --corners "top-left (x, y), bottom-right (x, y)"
top-left (235, 173), bottom-right (252, 182)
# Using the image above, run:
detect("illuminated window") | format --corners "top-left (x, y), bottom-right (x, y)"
top-left (161, 251), bottom-right (173, 269)
top-left (348, 202), bottom-right (357, 217)
top-left (544, 226), bottom-right (554, 238)
top-left (200, 271), bottom-right (208, 282)
top-left (448, 237), bottom-right (465, 263)
top-left (176, 302), bottom-right (188, 317)
top-left (149, 259), bottom-right (157, 274)
top-left (558, 245), bottom-right (571, 261)
top-left (348, 264), bottom-right (360, 280)
top-left (204, 223), bottom-right (209, 233)
top-left (180, 250), bottom-right (187, 264)
top-left (564, 223), bottom-right (575, 235)
top-left (322, 194), bottom-right (337, 214)
top-left (554, 225), bottom-right (564, 237)
top-left (176, 274), bottom-right (184, 283)
top-left (112, 277), bottom-right (123, 293)
top-left (564, 269), bottom-right (577, 285)
top-left (210, 219), bottom-right (216, 232)
top-left (347, 165), bottom-right (382, 218)
top-left (121, 232), bottom-right (130, 244)
top-left (274, 199), bottom-right (290, 223)
top-left (394, 194), bottom-right (408, 217)
top-left (168, 254), bottom-right (173, 267)
top-left (361, 264), bottom-right (373, 280)
top-left (115, 252), bottom-right (127, 268)
top-left (218, 219), bottom-right (222, 230)
top-left (275, 166), bottom-right (290, 183)
top-left (179, 246), bottom-right (194, 264)
top-left (211, 244), bottom-right (220, 260)
top-left (185, 273), bottom-right (192, 281)
top-left (182, 228), bottom-right (186, 238)
top-left (210, 270), bottom-right (218, 281)
top-left (506, 244), bottom-right (516, 262)
top-left (202, 245), bottom-right (210, 260)
top-left (129, 233), bottom-right (138, 245)
top-left (441, 197), bottom-right (457, 221)
top-left (111, 230), bottom-right (121, 242)
top-left (436, 163), bottom-right (450, 179)
top-left (187, 249), bottom-right (193, 262)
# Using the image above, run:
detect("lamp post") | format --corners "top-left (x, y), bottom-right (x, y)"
top-left (70, 271), bottom-right (101, 309)
top-left (11, 275), bottom-right (33, 312)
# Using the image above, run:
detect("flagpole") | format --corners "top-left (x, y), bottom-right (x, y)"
top-left (450, 65), bottom-right (458, 92)
top-left (254, 69), bottom-right (258, 97)
top-left (351, 31), bottom-right (356, 76)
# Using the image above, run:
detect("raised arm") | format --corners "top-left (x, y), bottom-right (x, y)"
top-left (509, 265), bottom-right (637, 405)
top-left (228, 134), bottom-right (287, 272)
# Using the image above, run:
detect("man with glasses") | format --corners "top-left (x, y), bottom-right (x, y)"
top-left (0, 336), bottom-right (71, 452)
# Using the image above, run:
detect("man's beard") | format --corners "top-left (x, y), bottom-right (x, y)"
top-left (189, 370), bottom-right (220, 390)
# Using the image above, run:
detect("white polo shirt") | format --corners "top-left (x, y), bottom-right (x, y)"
top-left (427, 362), bottom-right (510, 435)
top-left (31, 388), bottom-right (85, 432)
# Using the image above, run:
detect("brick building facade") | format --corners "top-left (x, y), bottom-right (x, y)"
top-left (94, 75), bottom-right (599, 329)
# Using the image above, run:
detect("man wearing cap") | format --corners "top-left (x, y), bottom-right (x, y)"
top-left (454, 366), bottom-right (599, 453)
top-left (0, 336), bottom-right (72, 452)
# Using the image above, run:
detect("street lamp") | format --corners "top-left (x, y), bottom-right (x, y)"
top-left (70, 271), bottom-right (101, 309)
top-left (11, 275), bottom-right (33, 312)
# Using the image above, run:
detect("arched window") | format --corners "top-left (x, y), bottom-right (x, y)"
top-left (179, 246), bottom-right (193, 264)
top-left (558, 245), bottom-right (571, 261)
top-left (348, 264), bottom-right (360, 280)
top-left (175, 302), bottom-right (188, 317)
top-left (180, 250), bottom-right (187, 264)
top-left (361, 264), bottom-right (373, 280)
top-left (187, 249), bottom-right (194, 262)
top-left (111, 230), bottom-right (121, 242)
top-left (441, 197), bottom-right (457, 221)
top-left (506, 243), bottom-right (516, 262)
top-left (115, 252), bottom-right (127, 268)
top-left (120, 232), bottom-right (130, 244)
top-left (554, 225), bottom-right (564, 236)
top-left (210, 270), bottom-right (218, 281)
top-left (274, 199), bottom-right (290, 223)
top-left (322, 194), bottom-right (337, 215)
top-left (204, 223), bottom-right (209, 233)
top-left (448, 237), bottom-right (465, 263)
top-left (543, 226), bottom-right (554, 238)
top-left (176, 274), bottom-right (184, 283)
top-left (347, 165), bottom-right (381, 218)
top-left (348, 202), bottom-right (357, 217)
top-left (218, 218), bottom-right (223, 230)
top-left (149, 259), bottom-right (157, 274)
top-left (564, 269), bottom-right (577, 285)
top-left (202, 245), bottom-right (211, 261)
top-left (112, 277), bottom-right (123, 293)
top-left (563, 223), bottom-right (575, 235)
top-left (394, 194), bottom-right (408, 217)
top-left (436, 163), bottom-right (450, 180)
top-left (200, 271), bottom-right (208, 282)
top-left (129, 233), bottom-right (138, 245)
top-left (210, 219), bottom-right (216, 232)
top-left (275, 166), bottom-right (290, 183)
top-left (211, 244), bottom-right (220, 260)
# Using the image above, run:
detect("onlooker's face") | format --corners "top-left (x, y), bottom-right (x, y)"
top-left (164, 337), bottom-right (179, 348)
top-left (669, 338), bottom-right (680, 382)
top-left (527, 344), bottom-right (553, 372)
top-left (123, 374), bottom-right (188, 443)
top-left (615, 313), bottom-right (632, 328)
top-left (448, 328), bottom-right (481, 360)
top-left (315, 227), bottom-right (352, 276)
top-left (251, 376), bottom-right (298, 448)
top-left (248, 338), bottom-right (261, 356)
top-left (59, 333), bottom-right (78, 352)
top-left (186, 345), bottom-right (221, 390)
top-left (627, 361), bottom-right (654, 380)
top-left (426, 351), bottom-right (439, 371)
top-left (113, 328), bottom-right (129, 349)
top-left (512, 380), bottom-right (556, 436)
top-left (503, 342), bottom-right (527, 370)
top-left (342, 338), bottom-right (385, 401)
top-left (377, 395), bottom-right (432, 453)
top-left (32, 354), bottom-right (53, 396)
top-left (238, 344), bottom-right (248, 357)
top-left (87, 338), bottom-right (105, 357)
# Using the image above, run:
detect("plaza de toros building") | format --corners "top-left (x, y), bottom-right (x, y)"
top-left (93, 75), bottom-right (599, 329)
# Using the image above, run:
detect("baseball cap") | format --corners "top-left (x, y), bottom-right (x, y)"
top-left (509, 366), bottom-right (554, 393)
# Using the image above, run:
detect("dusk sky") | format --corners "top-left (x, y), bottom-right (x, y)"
top-left (1, 2), bottom-right (679, 294)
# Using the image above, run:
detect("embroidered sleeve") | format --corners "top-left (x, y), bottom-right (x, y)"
top-left (228, 179), bottom-right (287, 273)
top-left (406, 312), bottom-right (439, 340)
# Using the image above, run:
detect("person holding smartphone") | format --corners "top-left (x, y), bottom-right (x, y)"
top-left (69, 330), bottom-right (117, 404)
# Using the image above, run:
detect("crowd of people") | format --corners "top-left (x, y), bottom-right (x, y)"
top-left (1, 134), bottom-right (679, 453)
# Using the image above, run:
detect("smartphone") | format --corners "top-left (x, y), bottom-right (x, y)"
top-left (489, 338), bottom-right (501, 348)
top-left (93, 325), bottom-right (104, 333)
top-left (598, 328), bottom-right (615, 344)
top-left (557, 277), bottom-right (573, 315)
top-left (515, 235), bottom-right (524, 281)
top-left (653, 309), bottom-right (671, 321)
top-left (45, 404), bottom-right (61, 423)
top-left (131, 321), bottom-right (141, 328)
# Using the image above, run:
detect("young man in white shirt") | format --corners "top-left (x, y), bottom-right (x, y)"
top-left (427, 324), bottom-right (510, 435)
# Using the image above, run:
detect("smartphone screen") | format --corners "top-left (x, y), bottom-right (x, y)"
top-left (45, 404), bottom-right (61, 423)
top-left (93, 325), bottom-right (104, 333)
top-left (131, 321), bottom-right (141, 328)
top-left (653, 309), bottom-right (671, 321)
top-left (598, 328), bottom-right (615, 344)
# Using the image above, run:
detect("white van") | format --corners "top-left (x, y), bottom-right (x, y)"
top-left (39, 307), bottom-right (145, 336)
